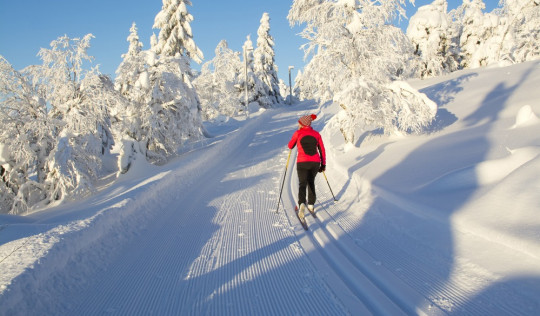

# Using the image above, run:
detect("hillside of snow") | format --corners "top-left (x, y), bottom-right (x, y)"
top-left (1, 60), bottom-right (539, 315)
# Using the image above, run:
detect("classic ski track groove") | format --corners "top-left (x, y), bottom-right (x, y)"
top-left (286, 161), bottom-right (442, 316)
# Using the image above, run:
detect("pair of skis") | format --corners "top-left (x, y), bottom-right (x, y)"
top-left (294, 205), bottom-right (316, 230)
top-left (277, 150), bottom-right (338, 231)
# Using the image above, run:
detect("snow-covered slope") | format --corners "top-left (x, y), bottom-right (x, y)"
top-left (1, 61), bottom-right (539, 315)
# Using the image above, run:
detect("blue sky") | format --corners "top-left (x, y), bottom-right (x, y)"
top-left (0, 1), bottom-right (497, 82)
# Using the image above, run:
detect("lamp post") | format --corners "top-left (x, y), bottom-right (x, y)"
top-left (288, 66), bottom-right (294, 105)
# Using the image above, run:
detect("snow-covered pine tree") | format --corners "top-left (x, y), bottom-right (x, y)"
top-left (132, 0), bottom-right (207, 165)
top-left (114, 27), bottom-right (149, 174)
top-left (254, 12), bottom-right (282, 106)
top-left (140, 51), bottom-right (204, 164)
top-left (153, 0), bottom-right (204, 63)
top-left (194, 40), bottom-right (244, 120)
top-left (278, 79), bottom-right (289, 100)
top-left (407, 0), bottom-right (459, 78)
top-left (127, 22), bottom-right (143, 57)
top-left (150, 33), bottom-right (159, 51)
top-left (456, 0), bottom-right (496, 68)
top-left (116, 23), bottom-right (145, 99)
top-left (291, 69), bottom-right (312, 101)
top-left (241, 35), bottom-right (264, 110)
top-left (289, 0), bottom-right (437, 143)
top-left (116, 26), bottom-right (204, 168)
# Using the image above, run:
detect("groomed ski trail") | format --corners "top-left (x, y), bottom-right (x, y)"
top-left (0, 107), bottom-right (362, 315)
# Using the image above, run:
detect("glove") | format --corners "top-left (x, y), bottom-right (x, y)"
top-left (319, 165), bottom-right (326, 173)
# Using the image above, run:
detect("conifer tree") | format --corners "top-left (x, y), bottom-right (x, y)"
top-left (116, 21), bottom-right (204, 169)
top-left (194, 40), bottom-right (244, 119)
top-left (242, 35), bottom-right (261, 109)
top-left (458, 0), bottom-right (493, 68)
top-left (116, 22), bottom-right (145, 98)
top-left (138, 0), bottom-right (207, 165)
top-left (254, 12), bottom-right (282, 106)
top-left (153, 0), bottom-right (203, 63)
top-left (407, 0), bottom-right (459, 78)
top-left (127, 22), bottom-right (143, 57)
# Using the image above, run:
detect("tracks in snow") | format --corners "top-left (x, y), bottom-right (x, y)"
top-left (284, 160), bottom-right (446, 316)
top-left (299, 163), bottom-right (536, 315)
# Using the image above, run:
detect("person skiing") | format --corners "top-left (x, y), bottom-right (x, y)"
top-left (288, 114), bottom-right (326, 220)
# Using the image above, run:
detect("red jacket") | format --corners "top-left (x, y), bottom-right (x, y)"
top-left (288, 126), bottom-right (326, 165)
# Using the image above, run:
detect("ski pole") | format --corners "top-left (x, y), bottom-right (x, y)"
top-left (276, 149), bottom-right (292, 213)
top-left (322, 171), bottom-right (338, 202)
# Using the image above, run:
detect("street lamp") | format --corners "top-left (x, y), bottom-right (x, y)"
top-left (288, 66), bottom-right (294, 105)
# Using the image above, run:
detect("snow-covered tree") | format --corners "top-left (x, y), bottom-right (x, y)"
top-left (150, 33), bottom-right (159, 51)
top-left (32, 35), bottom-right (120, 207)
top-left (333, 79), bottom-right (437, 142)
top-left (292, 69), bottom-right (312, 101)
top-left (0, 35), bottom-right (123, 214)
top-left (289, 0), bottom-right (436, 143)
top-left (114, 32), bottom-right (147, 174)
top-left (111, 3), bottom-right (206, 171)
top-left (254, 13), bottom-right (282, 106)
top-left (278, 79), bottom-right (289, 100)
top-left (127, 22), bottom-right (143, 57)
top-left (194, 40), bottom-right (244, 120)
top-left (0, 56), bottom-right (53, 214)
top-left (241, 35), bottom-right (264, 109)
top-left (116, 47), bottom-right (204, 168)
top-left (141, 52), bottom-right (203, 164)
top-left (407, 0), bottom-right (459, 78)
top-left (457, 0), bottom-right (501, 68)
top-left (498, 0), bottom-right (540, 64)
top-left (449, 0), bottom-right (539, 69)
top-left (153, 0), bottom-right (204, 63)
top-left (116, 23), bottom-right (145, 99)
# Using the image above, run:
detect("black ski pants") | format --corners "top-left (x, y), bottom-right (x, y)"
top-left (297, 162), bottom-right (320, 206)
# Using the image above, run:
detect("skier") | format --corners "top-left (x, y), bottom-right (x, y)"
top-left (288, 114), bottom-right (326, 220)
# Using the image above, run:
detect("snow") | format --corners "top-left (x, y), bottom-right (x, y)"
top-left (0, 142), bottom-right (8, 166)
top-left (513, 105), bottom-right (540, 128)
top-left (1, 61), bottom-right (540, 314)
top-left (406, 0), bottom-right (449, 38)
